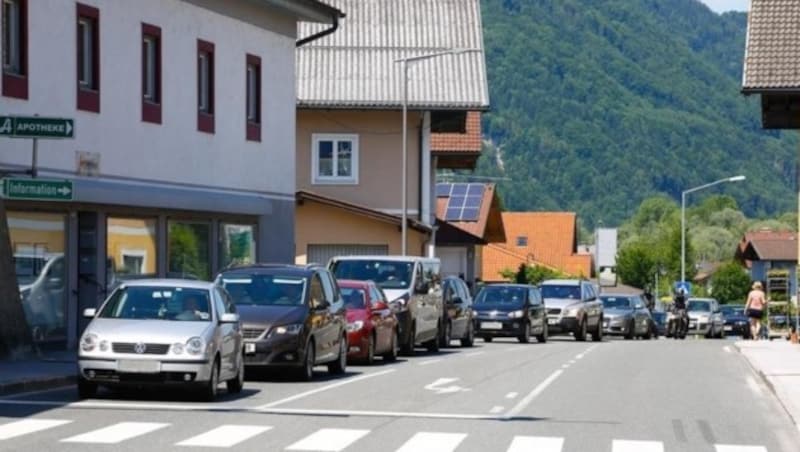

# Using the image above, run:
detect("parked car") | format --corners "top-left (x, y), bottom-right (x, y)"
top-left (338, 279), bottom-right (399, 364)
top-left (721, 304), bottom-right (750, 338)
top-left (217, 264), bottom-right (347, 381)
top-left (541, 279), bottom-right (603, 341)
top-left (600, 294), bottom-right (654, 340)
top-left (651, 310), bottom-right (667, 337)
top-left (329, 256), bottom-right (443, 355)
top-left (441, 276), bottom-right (476, 347)
top-left (687, 298), bottom-right (725, 338)
top-left (473, 284), bottom-right (547, 343)
top-left (15, 253), bottom-right (66, 342)
top-left (77, 279), bottom-right (244, 401)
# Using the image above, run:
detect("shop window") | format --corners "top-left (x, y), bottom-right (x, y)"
top-left (9, 211), bottom-right (67, 347)
top-left (168, 220), bottom-right (210, 280)
top-left (219, 223), bottom-right (256, 269)
top-left (106, 217), bottom-right (157, 289)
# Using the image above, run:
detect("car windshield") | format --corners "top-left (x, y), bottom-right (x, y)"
top-left (721, 306), bottom-right (745, 316)
top-left (220, 274), bottom-right (306, 306)
top-left (475, 286), bottom-right (526, 305)
top-left (540, 285), bottom-right (581, 299)
top-left (601, 296), bottom-right (632, 309)
top-left (331, 260), bottom-right (414, 290)
top-left (98, 286), bottom-right (212, 321)
top-left (341, 287), bottom-right (367, 309)
top-left (688, 300), bottom-right (711, 312)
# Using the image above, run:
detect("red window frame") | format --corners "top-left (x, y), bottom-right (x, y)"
top-left (2, 0), bottom-right (28, 99)
top-left (246, 54), bottom-right (261, 142)
top-left (197, 39), bottom-right (214, 134)
top-left (76, 3), bottom-right (100, 113)
top-left (141, 23), bottom-right (161, 124)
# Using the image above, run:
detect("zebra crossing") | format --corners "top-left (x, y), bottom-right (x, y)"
top-left (0, 418), bottom-right (770, 451)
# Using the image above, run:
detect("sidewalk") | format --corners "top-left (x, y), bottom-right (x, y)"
top-left (0, 351), bottom-right (76, 397)
top-left (735, 340), bottom-right (800, 427)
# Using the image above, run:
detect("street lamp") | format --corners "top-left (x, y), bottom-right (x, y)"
top-left (395, 48), bottom-right (481, 255)
top-left (681, 175), bottom-right (746, 283)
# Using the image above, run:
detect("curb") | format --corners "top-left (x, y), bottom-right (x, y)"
top-left (733, 343), bottom-right (798, 427)
top-left (0, 375), bottom-right (76, 397)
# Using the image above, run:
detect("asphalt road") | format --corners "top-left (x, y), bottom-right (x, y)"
top-left (0, 336), bottom-right (797, 451)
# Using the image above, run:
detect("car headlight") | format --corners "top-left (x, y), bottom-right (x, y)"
top-left (269, 323), bottom-right (303, 337)
top-left (565, 306), bottom-right (581, 317)
top-left (508, 310), bottom-right (524, 319)
top-left (347, 320), bottom-right (365, 332)
top-left (80, 333), bottom-right (98, 352)
top-left (186, 337), bottom-right (205, 355)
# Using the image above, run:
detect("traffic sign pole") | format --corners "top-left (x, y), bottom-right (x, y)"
top-left (31, 138), bottom-right (38, 178)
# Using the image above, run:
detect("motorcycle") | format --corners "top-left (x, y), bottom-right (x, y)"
top-left (666, 307), bottom-right (688, 339)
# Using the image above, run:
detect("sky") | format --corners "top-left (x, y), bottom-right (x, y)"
top-left (699, 0), bottom-right (749, 13)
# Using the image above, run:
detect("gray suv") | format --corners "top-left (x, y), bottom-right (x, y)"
top-left (540, 279), bottom-right (603, 341)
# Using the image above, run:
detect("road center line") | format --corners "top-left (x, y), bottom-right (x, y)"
top-left (503, 369), bottom-right (564, 419)
top-left (419, 359), bottom-right (443, 366)
top-left (256, 369), bottom-right (396, 409)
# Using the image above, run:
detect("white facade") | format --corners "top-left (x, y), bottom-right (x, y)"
top-left (0, 0), bottom-right (296, 198)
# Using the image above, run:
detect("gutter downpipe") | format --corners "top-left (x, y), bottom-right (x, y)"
top-left (296, 14), bottom-right (341, 47)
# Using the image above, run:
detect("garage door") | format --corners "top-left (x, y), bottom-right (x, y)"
top-left (307, 244), bottom-right (389, 267)
top-left (437, 247), bottom-right (467, 278)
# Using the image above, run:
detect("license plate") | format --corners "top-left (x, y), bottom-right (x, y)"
top-left (724, 326), bottom-right (733, 331)
top-left (481, 321), bottom-right (503, 330)
top-left (117, 360), bottom-right (160, 374)
top-left (548, 318), bottom-right (559, 325)
top-left (689, 322), bottom-right (697, 329)
top-left (245, 343), bottom-right (256, 354)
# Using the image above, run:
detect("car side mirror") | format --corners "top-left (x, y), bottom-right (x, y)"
top-left (372, 302), bottom-right (388, 311)
top-left (83, 308), bottom-right (97, 319)
top-left (415, 281), bottom-right (430, 295)
top-left (313, 299), bottom-right (330, 311)
top-left (452, 296), bottom-right (463, 305)
top-left (219, 313), bottom-right (239, 324)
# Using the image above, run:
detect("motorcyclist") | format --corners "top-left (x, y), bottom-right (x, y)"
top-left (671, 287), bottom-right (689, 338)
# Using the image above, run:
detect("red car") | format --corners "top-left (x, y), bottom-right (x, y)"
top-left (338, 280), bottom-right (399, 364)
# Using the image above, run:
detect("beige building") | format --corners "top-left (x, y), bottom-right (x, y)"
top-left (294, 0), bottom-right (490, 265)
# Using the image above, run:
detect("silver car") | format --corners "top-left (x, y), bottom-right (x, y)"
top-left (600, 294), bottom-right (654, 339)
top-left (687, 298), bottom-right (725, 339)
top-left (78, 280), bottom-right (244, 401)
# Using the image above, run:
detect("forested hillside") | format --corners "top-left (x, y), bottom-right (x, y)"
top-left (477, 0), bottom-right (797, 226)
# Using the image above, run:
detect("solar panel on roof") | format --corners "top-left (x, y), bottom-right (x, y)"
top-left (445, 207), bottom-right (462, 221)
top-left (461, 208), bottom-right (480, 221)
top-left (467, 184), bottom-right (483, 196)
top-left (436, 183), bottom-right (451, 198)
top-left (451, 184), bottom-right (468, 196)
top-left (464, 196), bottom-right (482, 208)
top-left (440, 183), bottom-right (485, 222)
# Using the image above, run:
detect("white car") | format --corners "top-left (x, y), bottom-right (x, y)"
top-left (78, 279), bottom-right (244, 401)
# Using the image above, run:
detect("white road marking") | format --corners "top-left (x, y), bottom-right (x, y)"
top-left (504, 370), bottom-right (564, 419)
top-left (723, 346), bottom-right (732, 353)
top-left (507, 436), bottom-right (564, 452)
top-left (262, 407), bottom-right (500, 420)
top-left (561, 364), bottom-right (570, 369)
top-left (575, 353), bottom-right (585, 360)
top-left (424, 378), bottom-right (468, 394)
top-left (568, 360), bottom-right (576, 365)
top-left (61, 422), bottom-right (169, 444)
top-left (419, 359), bottom-right (443, 366)
top-left (286, 428), bottom-right (370, 452)
top-left (176, 425), bottom-right (272, 448)
top-left (396, 432), bottom-right (467, 452)
top-left (490, 406), bottom-right (505, 414)
top-left (612, 439), bottom-right (664, 452)
top-left (464, 351), bottom-right (485, 357)
top-left (257, 369), bottom-right (395, 409)
top-left (715, 446), bottom-right (768, 452)
top-left (746, 376), bottom-right (764, 397)
top-left (0, 419), bottom-right (72, 440)
top-left (505, 392), bottom-right (519, 399)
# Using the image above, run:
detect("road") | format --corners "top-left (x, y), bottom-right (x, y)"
top-left (0, 337), bottom-right (796, 451)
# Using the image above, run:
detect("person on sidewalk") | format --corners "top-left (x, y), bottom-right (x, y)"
top-left (745, 281), bottom-right (767, 340)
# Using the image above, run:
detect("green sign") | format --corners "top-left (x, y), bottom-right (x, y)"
top-left (0, 116), bottom-right (74, 139)
top-left (2, 178), bottom-right (73, 201)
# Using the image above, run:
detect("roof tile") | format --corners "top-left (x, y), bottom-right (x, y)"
top-left (743, 0), bottom-right (800, 90)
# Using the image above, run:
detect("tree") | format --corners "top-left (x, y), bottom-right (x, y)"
top-left (711, 261), bottom-right (751, 304)
top-left (501, 263), bottom-right (565, 285)
top-left (0, 198), bottom-right (34, 359)
top-left (616, 240), bottom-right (656, 289)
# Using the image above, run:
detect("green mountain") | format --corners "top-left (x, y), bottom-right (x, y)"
top-left (478, 0), bottom-right (797, 227)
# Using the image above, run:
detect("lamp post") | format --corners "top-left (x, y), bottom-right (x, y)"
top-left (681, 175), bottom-right (746, 283)
top-left (395, 48), bottom-right (481, 255)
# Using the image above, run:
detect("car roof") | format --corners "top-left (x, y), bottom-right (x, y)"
top-left (118, 279), bottom-right (215, 290)
top-left (220, 264), bottom-right (314, 278)
top-left (331, 255), bottom-right (440, 264)
top-left (482, 283), bottom-right (532, 289)
top-left (540, 279), bottom-right (584, 286)
top-left (337, 279), bottom-right (374, 288)
top-left (600, 293), bottom-right (637, 298)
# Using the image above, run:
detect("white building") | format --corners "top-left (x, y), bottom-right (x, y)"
top-left (0, 0), bottom-right (343, 348)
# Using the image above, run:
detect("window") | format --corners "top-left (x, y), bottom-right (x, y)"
top-left (246, 54), bottom-right (261, 141)
top-left (309, 275), bottom-right (325, 309)
top-left (2, 0), bottom-right (26, 99)
top-left (168, 220), bottom-right (210, 281)
top-left (197, 39), bottom-right (214, 133)
top-left (106, 217), bottom-right (157, 289)
top-left (312, 134), bottom-right (359, 184)
top-left (76, 3), bottom-right (99, 112)
top-left (141, 23), bottom-right (161, 124)
top-left (516, 236), bottom-right (528, 247)
top-left (219, 223), bottom-right (256, 269)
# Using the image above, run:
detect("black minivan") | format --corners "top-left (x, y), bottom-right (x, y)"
top-left (473, 284), bottom-right (547, 343)
top-left (216, 264), bottom-right (347, 381)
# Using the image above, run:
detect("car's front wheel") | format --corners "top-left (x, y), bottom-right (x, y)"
top-left (591, 317), bottom-right (603, 342)
top-left (77, 376), bottom-right (97, 399)
top-left (383, 329), bottom-right (399, 362)
top-left (328, 336), bottom-right (347, 375)
top-left (226, 354), bottom-right (245, 394)
top-left (536, 322), bottom-right (548, 343)
top-left (460, 322), bottom-right (475, 347)
top-left (297, 340), bottom-right (315, 381)
top-left (518, 321), bottom-right (531, 343)
top-left (201, 358), bottom-right (220, 402)
top-left (575, 317), bottom-right (588, 342)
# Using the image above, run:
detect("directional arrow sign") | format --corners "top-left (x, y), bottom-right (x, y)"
top-left (2, 178), bottom-right (73, 201)
top-left (0, 116), bottom-right (74, 139)
top-left (424, 378), bottom-right (470, 395)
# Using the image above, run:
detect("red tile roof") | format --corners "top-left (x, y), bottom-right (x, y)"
top-left (481, 212), bottom-right (592, 282)
top-left (431, 112), bottom-right (482, 153)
